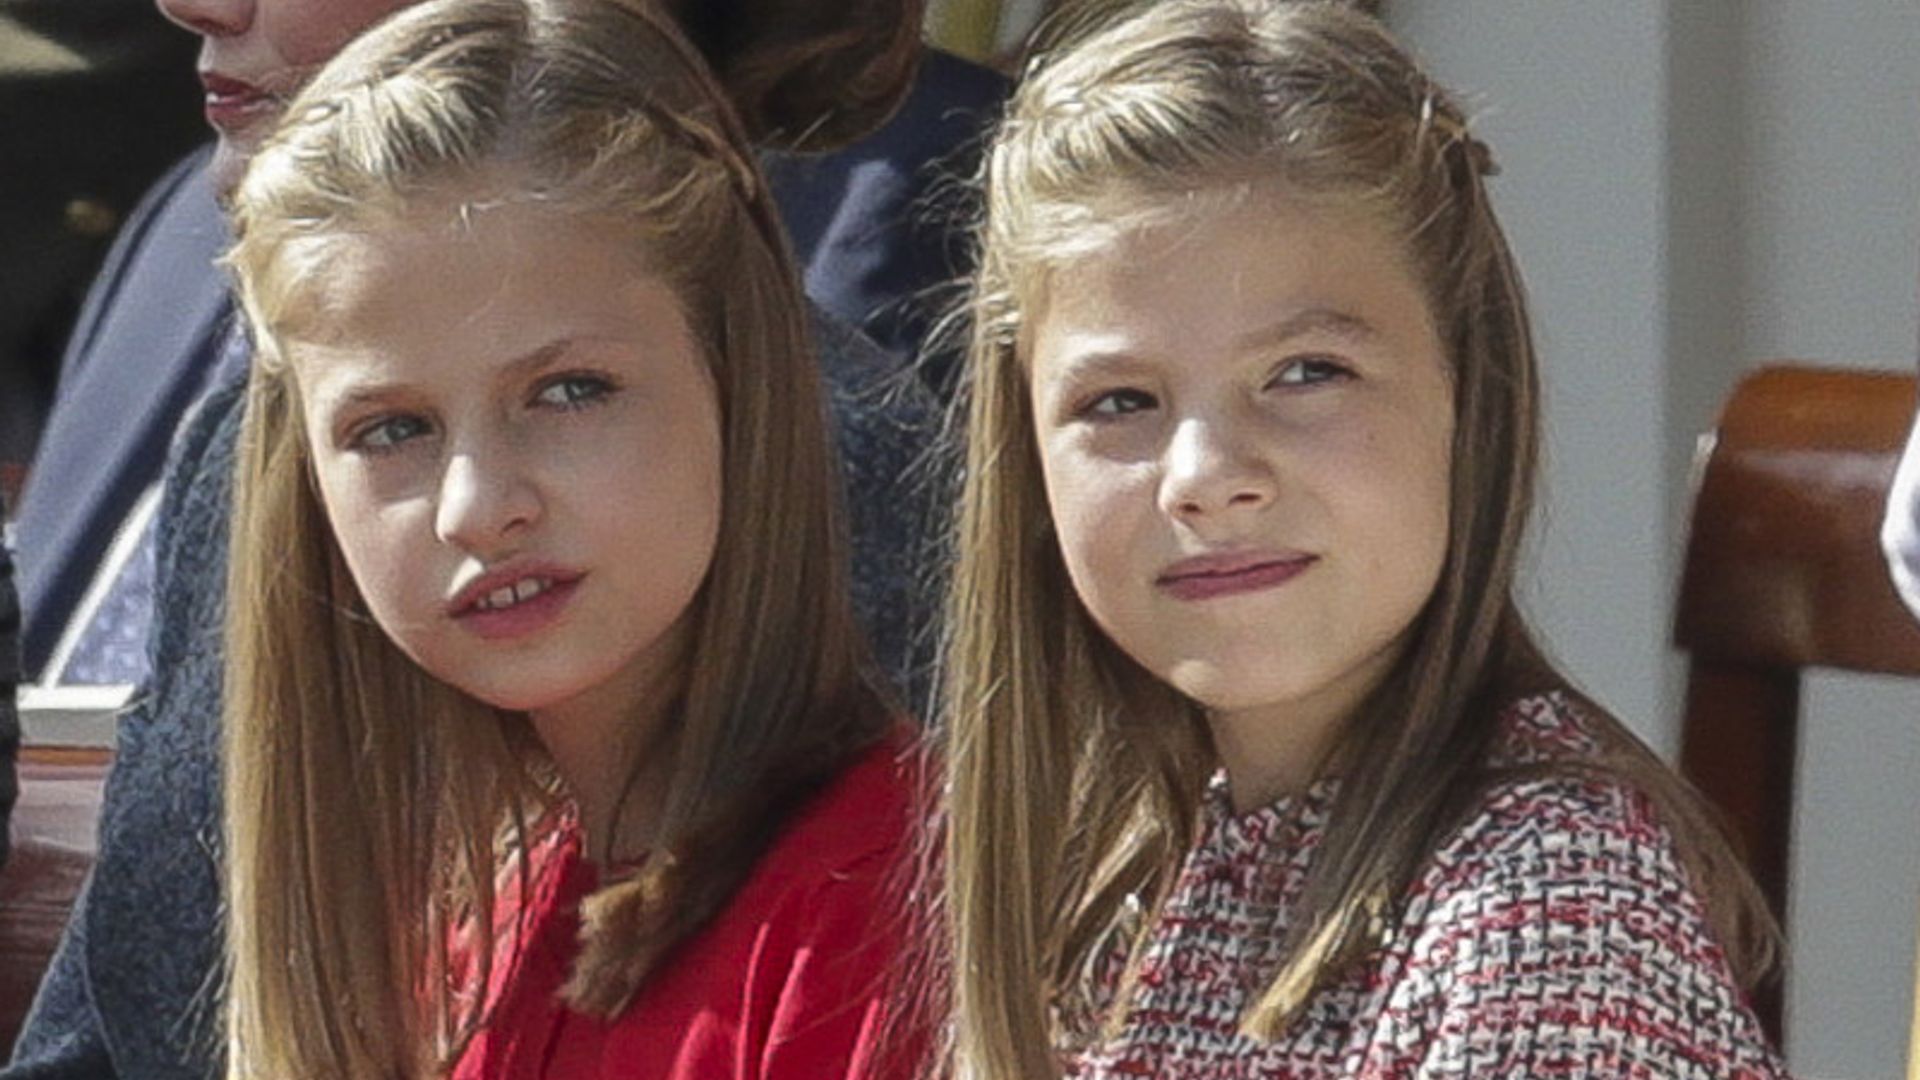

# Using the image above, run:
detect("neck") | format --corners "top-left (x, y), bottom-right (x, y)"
top-left (1208, 702), bottom-right (1344, 814)
top-left (1207, 649), bottom-right (1401, 814)
top-left (531, 682), bottom-right (675, 866)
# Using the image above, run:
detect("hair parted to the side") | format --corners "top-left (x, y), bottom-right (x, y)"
top-left (221, 1), bottom-right (891, 1075)
top-left (936, 2), bottom-right (1779, 1075)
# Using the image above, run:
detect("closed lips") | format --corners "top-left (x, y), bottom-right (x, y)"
top-left (1156, 552), bottom-right (1316, 601)
top-left (1157, 552), bottom-right (1313, 583)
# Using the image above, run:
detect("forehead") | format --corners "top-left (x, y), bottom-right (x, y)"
top-left (269, 202), bottom-right (693, 394)
top-left (271, 197), bottom-right (656, 342)
top-left (1026, 186), bottom-right (1435, 363)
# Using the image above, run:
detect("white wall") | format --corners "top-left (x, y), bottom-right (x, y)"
top-left (1389, 3), bottom-right (1920, 1077)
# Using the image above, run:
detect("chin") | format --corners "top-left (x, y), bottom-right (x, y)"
top-left (456, 679), bottom-right (578, 715)
top-left (209, 131), bottom-right (273, 199)
top-left (414, 658), bottom-right (573, 715)
top-left (1165, 662), bottom-right (1312, 715)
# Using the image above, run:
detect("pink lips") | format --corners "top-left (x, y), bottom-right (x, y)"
top-left (447, 564), bottom-right (586, 642)
top-left (1156, 551), bottom-right (1316, 601)
top-left (200, 72), bottom-right (279, 133)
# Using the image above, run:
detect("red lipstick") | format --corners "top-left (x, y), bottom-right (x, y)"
top-left (1156, 551), bottom-right (1316, 602)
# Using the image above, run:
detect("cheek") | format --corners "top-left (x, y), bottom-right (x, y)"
top-left (262, 0), bottom-right (414, 66)
top-left (579, 401), bottom-right (723, 572)
top-left (1038, 438), bottom-right (1151, 601)
top-left (308, 455), bottom-right (432, 627)
top-left (1344, 405), bottom-right (1453, 590)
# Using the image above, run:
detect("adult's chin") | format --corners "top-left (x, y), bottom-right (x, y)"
top-left (208, 131), bottom-right (264, 199)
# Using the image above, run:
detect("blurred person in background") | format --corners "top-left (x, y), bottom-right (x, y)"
top-left (0, 0), bottom-right (201, 492)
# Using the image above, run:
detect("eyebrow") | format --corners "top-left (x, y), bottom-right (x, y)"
top-left (1234, 307), bottom-right (1380, 351)
top-left (1048, 307), bottom-right (1380, 384)
top-left (313, 337), bottom-right (579, 419)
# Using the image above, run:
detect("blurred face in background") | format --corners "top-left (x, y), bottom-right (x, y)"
top-left (155, 0), bottom-right (421, 191)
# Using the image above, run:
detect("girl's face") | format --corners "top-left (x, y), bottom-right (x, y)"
top-left (287, 200), bottom-right (723, 726)
top-left (1028, 188), bottom-right (1454, 746)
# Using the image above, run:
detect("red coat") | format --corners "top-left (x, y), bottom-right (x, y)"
top-left (453, 739), bottom-right (926, 1080)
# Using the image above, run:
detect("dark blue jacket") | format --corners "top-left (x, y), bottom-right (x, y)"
top-left (11, 149), bottom-right (228, 681)
top-left (0, 492), bottom-right (17, 874)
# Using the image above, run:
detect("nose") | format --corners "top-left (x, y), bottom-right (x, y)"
top-left (157, 0), bottom-right (252, 38)
top-left (1158, 413), bottom-right (1277, 523)
top-left (432, 444), bottom-right (542, 558)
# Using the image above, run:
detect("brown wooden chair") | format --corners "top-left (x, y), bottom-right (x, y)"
top-left (1673, 363), bottom-right (1920, 1052)
top-left (0, 746), bottom-right (110, 1057)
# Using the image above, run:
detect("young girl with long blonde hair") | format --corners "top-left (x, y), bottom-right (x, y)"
top-left (219, 0), bottom-right (925, 1075)
top-left (938, 2), bottom-right (1789, 1076)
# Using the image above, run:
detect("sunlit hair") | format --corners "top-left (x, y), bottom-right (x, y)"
top-left (936, 1), bottom-right (1778, 1074)
top-left (221, 0), bottom-right (890, 1074)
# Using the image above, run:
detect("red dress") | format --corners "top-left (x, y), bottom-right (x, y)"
top-left (452, 739), bottom-right (925, 1080)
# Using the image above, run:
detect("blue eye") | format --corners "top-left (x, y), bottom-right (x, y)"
top-left (533, 373), bottom-right (615, 410)
top-left (1083, 388), bottom-right (1158, 418)
top-left (351, 414), bottom-right (432, 452)
top-left (1272, 358), bottom-right (1352, 387)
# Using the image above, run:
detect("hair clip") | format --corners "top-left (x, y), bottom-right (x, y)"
top-left (1420, 95), bottom-right (1500, 178)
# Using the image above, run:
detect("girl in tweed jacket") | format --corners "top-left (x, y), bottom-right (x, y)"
top-left (934, 2), bottom-right (1788, 1077)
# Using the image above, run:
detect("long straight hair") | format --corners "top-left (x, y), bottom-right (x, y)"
top-left (221, 1), bottom-right (890, 1075)
top-left (937, 2), bottom-right (1778, 1075)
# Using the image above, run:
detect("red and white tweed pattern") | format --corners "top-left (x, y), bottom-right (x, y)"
top-left (1069, 693), bottom-right (1791, 1079)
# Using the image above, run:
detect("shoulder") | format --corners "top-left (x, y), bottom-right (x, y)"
top-left (875, 48), bottom-right (1010, 165)
top-left (1416, 692), bottom-right (1703, 943)
top-left (61, 147), bottom-right (223, 371)
top-left (1415, 769), bottom-right (1705, 968)
top-left (811, 308), bottom-right (936, 420)
top-left (1374, 694), bottom-right (1786, 1075)
top-left (752, 733), bottom-right (922, 897)
top-left (605, 737), bottom-right (928, 1075)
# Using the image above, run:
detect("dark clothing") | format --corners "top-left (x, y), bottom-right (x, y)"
top-left (11, 150), bottom-right (229, 681)
top-left (8, 375), bottom-right (235, 1078)
top-left (765, 48), bottom-right (1006, 373)
top-left (1, 493), bottom-right (18, 873)
top-left (0, 0), bottom-right (201, 467)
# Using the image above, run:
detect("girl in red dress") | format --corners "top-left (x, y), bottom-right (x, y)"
top-left (217, 1), bottom-right (923, 1075)
top-left (935, 2), bottom-right (1789, 1077)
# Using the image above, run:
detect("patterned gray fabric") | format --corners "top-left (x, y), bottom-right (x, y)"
top-left (5, 310), bottom-right (939, 1079)
top-left (59, 516), bottom-right (156, 686)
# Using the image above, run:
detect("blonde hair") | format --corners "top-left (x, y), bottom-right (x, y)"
top-left (937, 1), bottom-right (1777, 1074)
top-left (221, 1), bottom-right (890, 1075)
